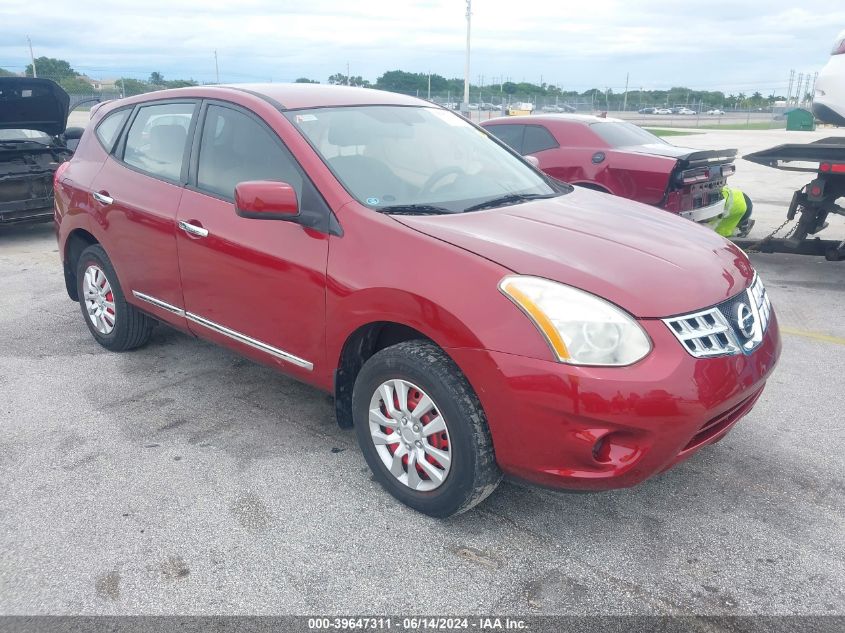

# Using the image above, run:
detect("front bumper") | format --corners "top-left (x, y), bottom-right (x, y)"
top-left (449, 311), bottom-right (781, 490)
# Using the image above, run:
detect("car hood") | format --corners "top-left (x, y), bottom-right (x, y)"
top-left (0, 77), bottom-right (69, 137)
top-left (392, 188), bottom-right (753, 318)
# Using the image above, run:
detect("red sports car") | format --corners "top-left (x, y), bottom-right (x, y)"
top-left (481, 114), bottom-right (739, 225)
top-left (55, 85), bottom-right (779, 517)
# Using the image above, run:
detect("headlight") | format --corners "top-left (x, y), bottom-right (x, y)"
top-left (499, 275), bottom-right (652, 366)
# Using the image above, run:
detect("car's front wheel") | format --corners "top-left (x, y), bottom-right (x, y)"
top-left (352, 340), bottom-right (501, 517)
top-left (76, 244), bottom-right (154, 351)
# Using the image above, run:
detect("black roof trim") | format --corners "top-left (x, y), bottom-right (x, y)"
top-left (225, 86), bottom-right (286, 111)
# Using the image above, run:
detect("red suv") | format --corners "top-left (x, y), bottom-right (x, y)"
top-left (54, 85), bottom-right (780, 517)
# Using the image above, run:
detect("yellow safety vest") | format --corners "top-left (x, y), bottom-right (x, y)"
top-left (715, 186), bottom-right (747, 237)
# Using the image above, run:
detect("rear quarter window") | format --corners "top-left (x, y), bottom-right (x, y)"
top-left (522, 125), bottom-right (558, 154)
top-left (486, 124), bottom-right (524, 153)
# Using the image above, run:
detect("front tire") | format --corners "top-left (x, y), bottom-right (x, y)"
top-left (352, 341), bottom-right (501, 517)
top-left (76, 244), bottom-right (154, 351)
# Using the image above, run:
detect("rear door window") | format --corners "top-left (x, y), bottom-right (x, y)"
top-left (95, 109), bottom-right (129, 152)
top-left (486, 124), bottom-right (525, 153)
top-left (122, 103), bottom-right (195, 182)
top-left (522, 125), bottom-right (559, 154)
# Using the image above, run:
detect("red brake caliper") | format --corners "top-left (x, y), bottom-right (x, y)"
top-left (101, 275), bottom-right (115, 316)
top-left (381, 387), bottom-right (449, 480)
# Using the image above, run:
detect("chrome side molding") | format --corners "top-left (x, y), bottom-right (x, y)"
top-left (185, 312), bottom-right (314, 370)
top-left (131, 290), bottom-right (313, 371)
top-left (132, 291), bottom-right (185, 317)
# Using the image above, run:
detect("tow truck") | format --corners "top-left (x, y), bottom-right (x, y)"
top-left (742, 138), bottom-right (845, 260)
top-left (736, 28), bottom-right (845, 261)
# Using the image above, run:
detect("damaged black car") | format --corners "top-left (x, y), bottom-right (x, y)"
top-left (0, 78), bottom-right (82, 226)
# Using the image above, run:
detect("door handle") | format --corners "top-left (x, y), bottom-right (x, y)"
top-left (178, 220), bottom-right (209, 238)
top-left (92, 191), bottom-right (113, 205)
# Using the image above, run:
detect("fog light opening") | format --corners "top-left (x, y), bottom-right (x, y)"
top-left (592, 435), bottom-right (613, 463)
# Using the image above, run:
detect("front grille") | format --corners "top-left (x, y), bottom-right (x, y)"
top-left (663, 274), bottom-right (772, 358)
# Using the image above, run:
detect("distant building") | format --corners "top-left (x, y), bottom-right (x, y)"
top-left (81, 76), bottom-right (118, 91)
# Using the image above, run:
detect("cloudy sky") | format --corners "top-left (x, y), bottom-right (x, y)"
top-left (2, 0), bottom-right (843, 93)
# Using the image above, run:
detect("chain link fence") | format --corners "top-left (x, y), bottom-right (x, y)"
top-left (11, 72), bottom-right (792, 130)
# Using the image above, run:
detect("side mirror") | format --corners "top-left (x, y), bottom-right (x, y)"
top-left (235, 181), bottom-right (299, 221)
top-left (64, 127), bottom-right (84, 140)
top-left (524, 155), bottom-right (540, 168)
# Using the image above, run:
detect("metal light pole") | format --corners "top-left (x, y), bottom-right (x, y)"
top-left (214, 50), bottom-right (219, 84)
top-left (463, 0), bottom-right (471, 114)
top-left (786, 69), bottom-right (795, 105)
top-left (622, 72), bottom-right (629, 112)
top-left (27, 36), bottom-right (37, 77)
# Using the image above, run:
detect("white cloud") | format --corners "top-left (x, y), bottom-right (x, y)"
top-left (1, 0), bottom-right (842, 92)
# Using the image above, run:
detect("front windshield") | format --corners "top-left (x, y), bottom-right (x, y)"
top-left (590, 121), bottom-right (667, 148)
top-left (286, 105), bottom-right (561, 213)
top-left (0, 129), bottom-right (51, 143)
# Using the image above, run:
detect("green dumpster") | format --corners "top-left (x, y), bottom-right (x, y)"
top-left (785, 108), bottom-right (816, 131)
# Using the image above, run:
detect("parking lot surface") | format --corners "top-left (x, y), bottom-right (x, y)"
top-left (1, 128), bottom-right (843, 615)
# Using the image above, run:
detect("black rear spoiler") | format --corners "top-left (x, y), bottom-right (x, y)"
top-left (743, 137), bottom-right (845, 173)
top-left (677, 149), bottom-right (738, 169)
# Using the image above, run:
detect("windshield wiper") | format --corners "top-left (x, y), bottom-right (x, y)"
top-left (378, 204), bottom-right (452, 216)
top-left (463, 192), bottom-right (558, 213)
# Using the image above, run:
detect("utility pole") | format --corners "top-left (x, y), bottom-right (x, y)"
top-left (622, 72), bottom-right (629, 112)
top-left (214, 50), bottom-right (219, 84)
top-left (27, 36), bottom-right (36, 77)
top-left (795, 72), bottom-right (804, 105)
top-left (811, 71), bottom-right (818, 102)
top-left (786, 69), bottom-right (795, 105)
top-left (463, 0), bottom-right (472, 113)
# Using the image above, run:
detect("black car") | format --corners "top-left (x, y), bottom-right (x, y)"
top-left (0, 78), bottom-right (82, 225)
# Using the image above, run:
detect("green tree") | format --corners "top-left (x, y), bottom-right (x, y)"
top-left (376, 70), bottom-right (447, 93)
top-left (163, 78), bottom-right (198, 88)
top-left (0, 67), bottom-right (16, 77)
top-left (118, 78), bottom-right (151, 97)
top-left (295, 77), bottom-right (319, 83)
top-left (149, 72), bottom-right (164, 85)
top-left (25, 57), bottom-right (76, 80)
top-left (58, 76), bottom-right (94, 94)
top-left (501, 82), bottom-right (518, 95)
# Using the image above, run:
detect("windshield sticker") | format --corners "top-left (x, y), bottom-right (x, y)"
top-left (295, 114), bottom-right (318, 123)
top-left (366, 197), bottom-right (380, 205)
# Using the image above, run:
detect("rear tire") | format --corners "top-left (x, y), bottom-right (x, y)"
top-left (352, 340), bottom-right (501, 517)
top-left (76, 244), bottom-right (154, 351)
